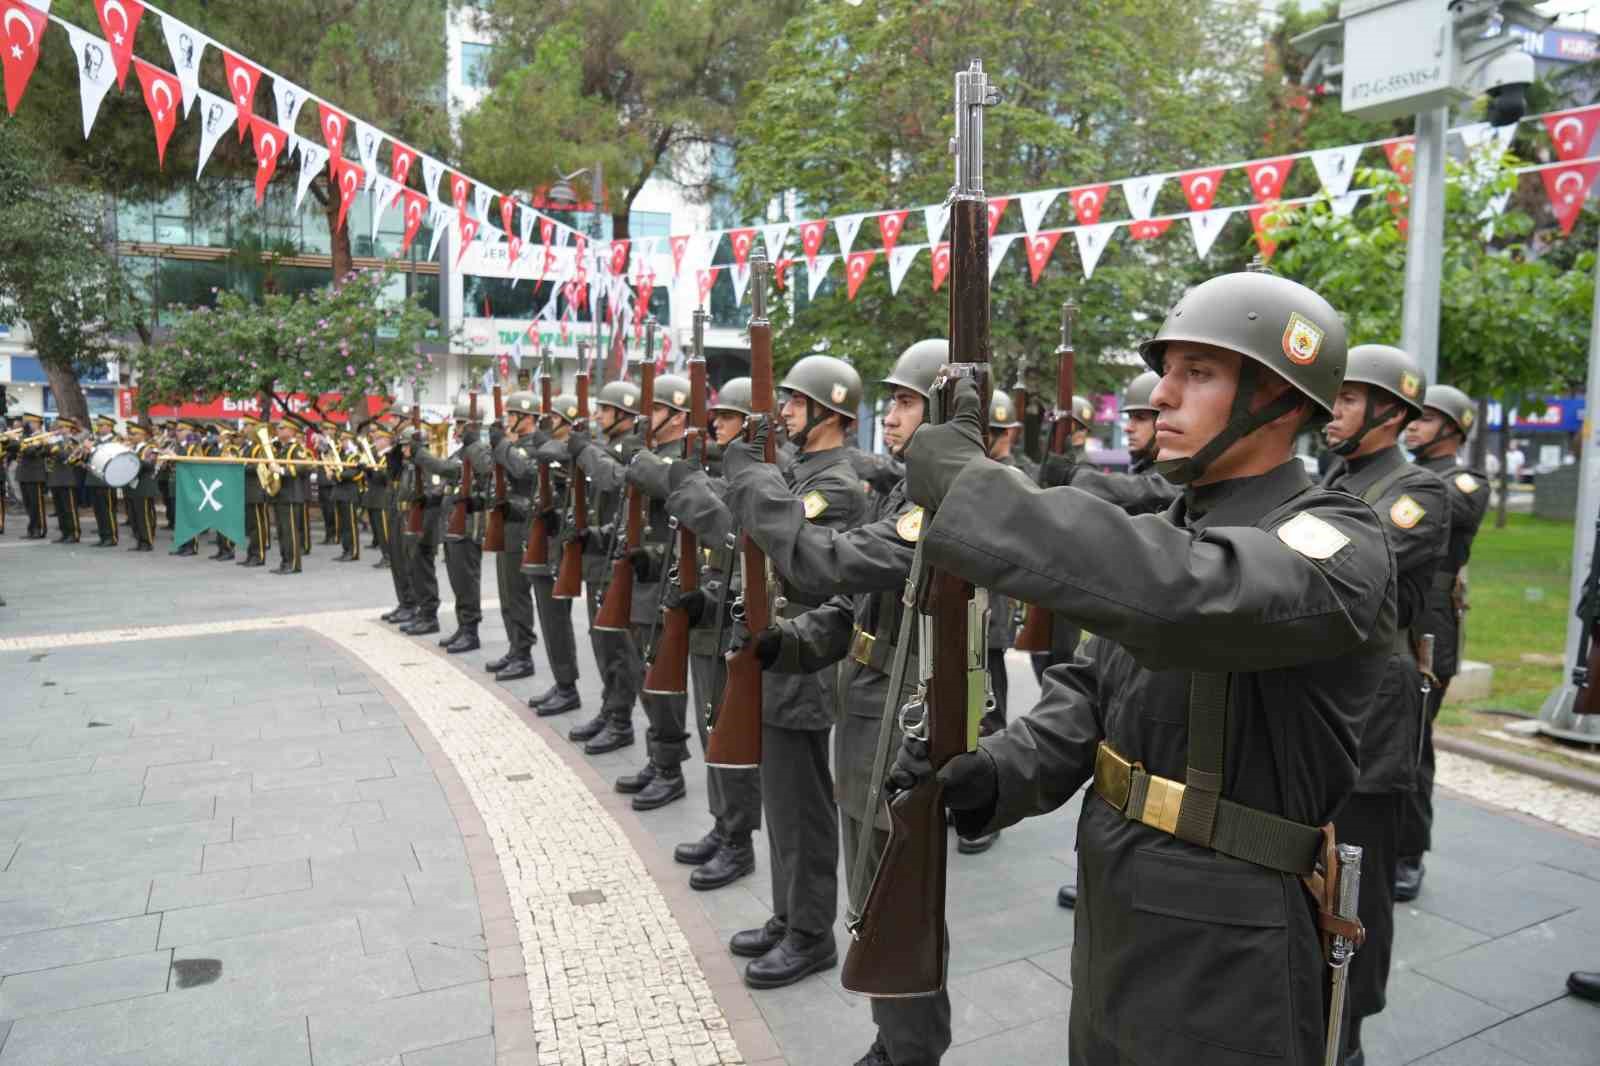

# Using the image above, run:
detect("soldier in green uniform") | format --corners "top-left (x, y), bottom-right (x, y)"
top-left (401, 416), bottom-right (449, 636)
top-left (270, 420), bottom-right (309, 574)
top-left (330, 428), bottom-right (364, 562)
top-left (45, 416), bottom-right (83, 543)
top-left (525, 394), bottom-right (583, 712)
top-left (382, 422), bottom-right (422, 626)
top-left (158, 421), bottom-right (177, 531)
top-left (361, 424), bottom-right (394, 569)
top-left (123, 423), bottom-right (160, 552)
top-left (14, 412), bottom-right (48, 538)
top-left (485, 389), bottom-right (543, 682)
top-left (416, 399), bottom-right (491, 650)
top-left (894, 273), bottom-right (1400, 1066)
top-left (83, 415), bottom-right (120, 547)
top-left (238, 414), bottom-right (272, 567)
top-left (169, 420), bottom-right (206, 556)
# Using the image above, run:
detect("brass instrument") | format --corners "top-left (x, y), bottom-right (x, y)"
top-left (256, 426), bottom-right (282, 496)
top-left (358, 437), bottom-right (379, 470)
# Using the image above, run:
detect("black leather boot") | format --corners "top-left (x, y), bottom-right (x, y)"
top-left (584, 724), bottom-right (634, 755)
top-left (690, 838), bottom-right (754, 890)
top-left (532, 684), bottom-right (581, 716)
top-left (485, 652), bottom-right (514, 673)
top-left (1057, 884), bottom-right (1077, 909)
top-left (445, 627), bottom-right (480, 654)
top-left (729, 917), bottom-right (786, 959)
top-left (743, 928), bottom-right (836, 989)
top-left (437, 628), bottom-right (462, 648)
top-left (632, 767), bottom-right (685, 811)
top-left (615, 761), bottom-right (658, 794)
top-left (957, 830), bottom-right (1000, 855)
top-left (674, 827), bottom-right (721, 866)
top-left (568, 713), bottom-right (607, 743)
top-left (1394, 856), bottom-right (1424, 902)
top-left (852, 1040), bottom-right (893, 1066)
top-left (215, 548), bottom-right (235, 561)
top-left (494, 656), bottom-right (534, 681)
top-left (1568, 971), bottom-right (1600, 1002)
top-left (401, 615), bottom-right (440, 636)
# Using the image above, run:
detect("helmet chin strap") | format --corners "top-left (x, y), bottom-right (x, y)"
top-left (1153, 361), bottom-right (1303, 485)
top-left (789, 396), bottom-right (830, 449)
top-left (1328, 392), bottom-right (1403, 457)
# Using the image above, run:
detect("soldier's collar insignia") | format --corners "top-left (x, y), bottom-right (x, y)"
top-left (896, 506), bottom-right (925, 543)
top-left (1389, 494), bottom-right (1425, 529)
top-left (1275, 512), bottom-right (1349, 560)
top-left (1282, 313), bottom-right (1325, 366)
top-left (1455, 472), bottom-right (1480, 494)
top-left (802, 490), bottom-right (829, 519)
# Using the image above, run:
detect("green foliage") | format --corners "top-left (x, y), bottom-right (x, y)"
top-left (1455, 514), bottom-right (1572, 715)
top-left (134, 268), bottom-right (441, 417)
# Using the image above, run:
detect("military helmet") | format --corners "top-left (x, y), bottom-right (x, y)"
top-left (780, 355), bottom-right (861, 417)
top-left (451, 393), bottom-right (480, 421)
top-left (711, 377), bottom-right (754, 417)
top-left (653, 373), bottom-right (693, 414)
top-left (1345, 344), bottom-right (1427, 419)
top-left (880, 339), bottom-right (948, 399)
top-left (1139, 271), bottom-right (1347, 420)
top-left (1423, 384), bottom-right (1476, 436)
top-left (1121, 370), bottom-right (1160, 415)
top-left (1072, 395), bottom-right (1095, 429)
top-left (596, 380), bottom-right (642, 416)
top-left (551, 394), bottom-right (581, 423)
top-left (505, 391), bottom-right (539, 417)
top-left (989, 394), bottom-right (1022, 429)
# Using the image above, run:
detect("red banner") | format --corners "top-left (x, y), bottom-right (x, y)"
top-left (1245, 157), bottom-right (1293, 202)
top-left (92, 0), bottom-right (144, 90)
top-left (986, 197), bottom-right (1010, 237)
top-left (251, 114), bottom-right (286, 205)
top-left (799, 220), bottom-right (827, 269)
top-left (222, 50), bottom-right (260, 141)
top-left (1545, 106), bottom-right (1600, 162)
top-left (0, 0), bottom-right (47, 116)
top-left (119, 390), bottom-right (389, 421)
top-left (1024, 231), bottom-right (1064, 284)
top-left (845, 250), bottom-right (877, 300)
top-left (877, 211), bottom-right (908, 254)
top-left (930, 242), bottom-right (951, 291)
top-left (134, 58), bottom-right (180, 168)
top-left (1383, 138), bottom-right (1416, 184)
top-left (728, 228), bottom-right (757, 269)
top-left (1542, 161), bottom-right (1600, 235)
top-left (1069, 185), bottom-right (1110, 226)
top-left (1179, 167), bottom-right (1225, 211)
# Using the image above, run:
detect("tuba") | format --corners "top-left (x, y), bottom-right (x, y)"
top-left (256, 426), bottom-right (282, 496)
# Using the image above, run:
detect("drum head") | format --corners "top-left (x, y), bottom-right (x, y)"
top-left (90, 442), bottom-right (140, 488)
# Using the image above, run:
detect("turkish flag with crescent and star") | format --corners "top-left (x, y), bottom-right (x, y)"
top-left (222, 51), bottom-right (260, 142)
top-left (456, 213), bottom-right (480, 267)
top-left (1025, 231), bottom-right (1064, 284)
top-left (669, 235), bottom-right (690, 279)
top-left (610, 239), bottom-right (630, 276)
top-left (697, 267), bottom-right (720, 306)
top-left (727, 228), bottom-right (756, 269)
top-left (1245, 157), bottom-right (1293, 203)
top-left (133, 58), bottom-right (181, 167)
top-left (1383, 138), bottom-right (1416, 184)
top-left (1068, 185), bottom-right (1110, 226)
top-left (1, 0), bottom-right (48, 116)
top-left (251, 114), bottom-right (287, 205)
top-left (845, 250), bottom-right (877, 301)
top-left (1542, 161), bottom-right (1600, 235)
top-left (1544, 106), bottom-right (1600, 163)
top-left (399, 189), bottom-right (427, 254)
top-left (319, 102), bottom-right (348, 169)
top-left (391, 142), bottom-right (416, 186)
top-left (930, 242), bottom-right (951, 292)
top-left (1249, 204), bottom-right (1286, 260)
top-left (93, 0), bottom-right (144, 90)
top-left (799, 221), bottom-right (827, 270)
top-left (499, 196), bottom-right (515, 238)
top-left (986, 197), bottom-right (1010, 237)
top-left (333, 158), bottom-right (363, 233)
top-left (450, 173), bottom-right (470, 213)
top-left (1178, 168), bottom-right (1225, 211)
top-left (1130, 219), bottom-right (1174, 241)
top-left (877, 211), bottom-right (908, 255)
top-left (773, 257), bottom-right (792, 291)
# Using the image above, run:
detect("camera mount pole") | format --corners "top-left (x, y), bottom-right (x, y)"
top-left (1399, 106), bottom-right (1448, 384)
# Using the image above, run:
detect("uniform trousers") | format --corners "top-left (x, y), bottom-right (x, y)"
top-left (1399, 682), bottom-right (1449, 858)
top-left (367, 506), bottom-right (390, 560)
top-left (161, 483), bottom-right (175, 528)
top-left (22, 481), bottom-right (46, 535)
top-left (91, 487), bottom-right (118, 544)
top-left (761, 724), bottom-right (837, 937)
top-left (841, 811), bottom-right (950, 1065)
top-left (634, 621), bottom-right (689, 768)
top-left (496, 519), bottom-right (536, 655)
top-left (273, 501), bottom-right (303, 571)
top-left (299, 500), bottom-right (311, 553)
top-left (533, 576), bottom-right (578, 684)
top-left (585, 581), bottom-right (642, 729)
top-left (388, 501), bottom-right (416, 609)
top-left (127, 495), bottom-right (156, 547)
top-left (411, 531), bottom-right (442, 619)
top-left (245, 501), bottom-right (271, 563)
top-left (51, 486), bottom-right (79, 539)
top-left (1334, 791), bottom-right (1401, 1039)
top-left (337, 499), bottom-right (361, 559)
top-left (689, 651), bottom-right (761, 838)
top-left (442, 536), bottom-right (483, 627)
top-left (320, 491), bottom-right (337, 541)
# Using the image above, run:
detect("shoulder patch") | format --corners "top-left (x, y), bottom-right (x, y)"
top-left (1275, 512), bottom-right (1350, 560)
top-left (431, 474), bottom-right (442, 486)
top-left (514, 448), bottom-right (527, 460)
top-left (1389, 494), bottom-right (1425, 529)
top-left (802, 490), bottom-right (829, 519)
top-left (896, 506), bottom-right (925, 543)
top-left (1454, 472), bottom-right (1480, 495)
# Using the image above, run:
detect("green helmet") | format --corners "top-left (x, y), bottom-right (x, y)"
top-left (1423, 384), bottom-right (1476, 436)
top-left (989, 393), bottom-right (1022, 429)
top-left (653, 373), bottom-right (693, 414)
top-left (596, 380), bottom-right (642, 416)
top-left (1121, 371), bottom-right (1160, 415)
top-left (711, 377), bottom-right (754, 417)
top-left (780, 355), bottom-right (861, 417)
top-left (1345, 344), bottom-right (1427, 419)
top-left (551, 394), bottom-right (581, 424)
top-left (505, 391), bottom-right (539, 417)
top-left (880, 339), bottom-right (948, 399)
top-left (452, 393), bottom-right (480, 421)
top-left (1140, 271), bottom-right (1347, 420)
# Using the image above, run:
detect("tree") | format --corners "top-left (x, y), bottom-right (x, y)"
top-left (460, 0), bottom-right (805, 240)
top-left (133, 267), bottom-right (442, 420)
top-left (0, 120), bottom-right (140, 422)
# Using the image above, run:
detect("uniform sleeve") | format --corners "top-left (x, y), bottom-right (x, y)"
top-left (667, 470), bottom-right (737, 545)
top-left (414, 449), bottom-right (462, 480)
top-left (773, 596), bottom-right (856, 673)
top-left (1067, 466), bottom-right (1179, 516)
top-left (501, 443), bottom-right (536, 480)
top-left (574, 441), bottom-right (628, 493)
top-left (726, 463), bottom-right (912, 601)
top-left (924, 458), bottom-right (1393, 672)
top-left (1383, 473), bottom-right (1449, 629)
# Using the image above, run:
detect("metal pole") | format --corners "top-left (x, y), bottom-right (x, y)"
top-left (1401, 107), bottom-right (1449, 384)
top-left (1538, 223), bottom-right (1600, 742)
top-left (593, 159), bottom-right (606, 387)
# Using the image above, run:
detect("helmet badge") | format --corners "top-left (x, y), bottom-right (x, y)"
top-left (1282, 313), bottom-right (1325, 366)
top-left (831, 383), bottom-right (848, 405)
top-left (1399, 371), bottom-right (1421, 399)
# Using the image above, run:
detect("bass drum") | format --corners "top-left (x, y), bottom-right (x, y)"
top-left (88, 441), bottom-right (140, 488)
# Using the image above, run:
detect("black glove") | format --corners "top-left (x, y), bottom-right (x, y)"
top-left (566, 429), bottom-right (592, 461)
top-left (667, 457), bottom-right (697, 494)
top-left (904, 377), bottom-right (986, 510)
top-left (564, 526), bottom-right (594, 552)
top-left (889, 737), bottom-right (998, 811)
top-left (626, 450), bottom-right (674, 500)
top-left (721, 416), bottom-right (770, 481)
top-left (663, 586), bottom-right (708, 627)
top-left (536, 440), bottom-right (567, 466)
top-left (488, 422), bottom-right (506, 448)
top-left (627, 547), bottom-right (657, 583)
top-left (525, 428), bottom-right (551, 449)
top-left (1038, 452), bottom-right (1078, 488)
top-left (541, 509), bottom-right (561, 535)
top-left (460, 426), bottom-right (480, 447)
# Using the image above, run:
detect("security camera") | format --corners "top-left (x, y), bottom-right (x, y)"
top-left (1482, 50), bottom-right (1535, 127)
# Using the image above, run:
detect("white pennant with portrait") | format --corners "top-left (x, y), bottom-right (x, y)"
top-left (65, 23), bottom-right (116, 139)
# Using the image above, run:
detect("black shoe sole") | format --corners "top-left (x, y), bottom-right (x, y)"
top-left (445, 643), bottom-right (481, 655)
top-left (674, 848), bottom-right (719, 867)
top-left (632, 780), bottom-right (686, 811)
top-left (494, 666), bottom-right (535, 681)
top-left (690, 861), bottom-right (755, 891)
top-left (534, 697), bottom-right (581, 717)
top-left (584, 735), bottom-right (635, 755)
top-left (614, 774), bottom-right (654, 795)
top-left (742, 951), bottom-right (837, 990)
top-left (729, 936), bottom-right (784, 959)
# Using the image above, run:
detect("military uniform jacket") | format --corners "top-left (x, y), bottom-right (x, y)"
top-left (417, 438), bottom-right (493, 542)
top-left (361, 453), bottom-right (390, 509)
top-left (242, 439), bottom-right (268, 504)
top-left (1414, 453), bottom-right (1489, 680)
top-left (273, 442), bottom-right (310, 503)
top-left (573, 429), bottom-right (644, 585)
top-left (1323, 446), bottom-right (1448, 793)
top-left (330, 449), bottom-right (364, 503)
top-left (987, 452), bottom-right (1030, 650)
top-left (665, 468), bottom-right (740, 659)
top-left (46, 440), bottom-right (83, 488)
top-left (497, 430), bottom-right (546, 519)
top-left (1067, 455), bottom-right (1179, 517)
top-left (925, 457), bottom-right (1396, 1066)
top-left (127, 442), bottom-right (162, 499)
top-left (16, 438), bottom-right (47, 484)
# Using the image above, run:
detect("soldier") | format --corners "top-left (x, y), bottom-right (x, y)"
top-left (45, 416), bottom-right (83, 544)
top-left (361, 424), bottom-right (393, 569)
top-left (330, 428), bottom-right (365, 563)
top-left (123, 422), bottom-right (160, 552)
top-left (168, 420), bottom-right (206, 556)
top-left (558, 378), bottom-right (646, 754)
top-left (525, 394), bottom-right (583, 713)
top-left (83, 414), bottom-right (120, 547)
top-left (318, 430), bottom-right (339, 545)
top-left (416, 401), bottom-right (490, 650)
top-left (208, 423), bottom-right (239, 561)
top-left (158, 420), bottom-right (177, 531)
top-left (484, 389), bottom-right (543, 683)
top-left (1321, 343), bottom-right (1448, 1064)
top-left (270, 419), bottom-right (309, 575)
top-left (237, 414), bottom-right (272, 567)
top-left (14, 412), bottom-right (48, 538)
top-left (1396, 385), bottom-right (1491, 902)
top-left (381, 421), bottom-right (422, 627)
top-left (400, 416), bottom-right (450, 636)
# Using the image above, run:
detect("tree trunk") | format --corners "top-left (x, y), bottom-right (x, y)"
top-left (1471, 396), bottom-right (1490, 473)
top-left (326, 191), bottom-right (355, 284)
top-left (41, 357), bottom-right (90, 423)
top-left (1495, 422), bottom-right (1511, 529)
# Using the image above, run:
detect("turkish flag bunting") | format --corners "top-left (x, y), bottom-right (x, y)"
top-left (391, 142), bottom-right (416, 186)
top-left (133, 59), bottom-right (180, 167)
top-left (728, 228), bottom-right (757, 269)
top-left (496, 196), bottom-right (513, 237)
top-left (1387, 188), bottom-right (1410, 237)
top-left (333, 158), bottom-right (363, 233)
top-left (1179, 168), bottom-right (1226, 211)
top-left (1, 0), bottom-right (48, 116)
top-left (1542, 161), bottom-right (1600, 236)
top-left (456, 212), bottom-right (480, 267)
top-left (222, 51), bottom-right (260, 142)
top-left (1544, 106), bottom-right (1600, 162)
top-left (669, 235), bottom-right (689, 278)
top-left (799, 220), bottom-right (827, 269)
top-left (319, 102), bottom-right (349, 168)
top-left (250, 114), bottom-right (287, 205)
top-left (93, 0), bottom-right (144, 90)
top-left (509, 235), bottom-right (523, 265)
top-left (450, 173), bottom-right (470, 212)
top-left (1383, 138), bottom-right (1415, 184)
top-left (877, 211), bottom-right (908, 254)
top-left (1245, 157), bottom-right (1293, 202)
top-left (610, 239), bottom-right (630, 276)
top-left (1248, 204), bottom-right (1286, 260)
top-left (399, 189), bottom-right (427, 254)
top-left (1069, 185), bottom-right (1111, 226)
top-left (1024, 231), bottom-right (1064, 284)
top-left (774, 257), bottom-right (792, 291)
top-left (845, 250), bottom-right (877, 301)
top-left (540, 217), bottom-right (555, 246)
top-left (1130, 219), bottom-right (1174, 241)
top-left (986, 197), bottom-right (1010, 237)
top-left (697, 268), bottom-right (720, 306)
top-left (930, 242), bottom-right (951, 291)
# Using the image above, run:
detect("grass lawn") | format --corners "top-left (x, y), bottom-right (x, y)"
top-left (1443, 513), bottom-right (1574, 727)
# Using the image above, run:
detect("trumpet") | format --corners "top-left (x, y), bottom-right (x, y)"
top-left (256, 426), bottom-right (282, 496)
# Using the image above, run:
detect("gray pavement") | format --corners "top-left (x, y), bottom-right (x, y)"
top-left (2, 523), bottom-right (1600, 1065)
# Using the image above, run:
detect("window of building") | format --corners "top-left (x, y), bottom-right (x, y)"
top-left (461, 42), bottom-right (494, 88)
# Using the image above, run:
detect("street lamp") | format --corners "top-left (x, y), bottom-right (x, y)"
top-left (547, 164), bottom-right (609, 384)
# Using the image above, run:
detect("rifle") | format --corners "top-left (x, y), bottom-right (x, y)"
top-left (482, 386), bottom-right (508, 551)
top-left (841, 58), bottom-right (997, 998)
top-left (592, 321), bottom-right (657, 631)
top-left (445, 392), bottom-right (477, 541)
top-left (1572, 515), bottom-right (1600, 714)
top-left (1012, 301), bottom-right (1076, 654)
top-left (520, 355), bottom-right (557, 574)
top-left (706, 257), bottom-right (775, 770)
top-left (644, 313), bottom-right (708, 696)
top-left (404, 404), bottom-right (424, 536)
top-left (551, 342), bottom-right (591, 600)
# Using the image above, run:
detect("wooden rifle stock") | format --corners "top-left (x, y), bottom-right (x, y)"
top-left (552, 368), bottom-right (589, 599)
top-left (644, 342), bottom-right (707, 696)
top-left (521, 374), bottom-right (556, 571)
top-left (593, 359), bottom-right (655, 631)
top-left (404, 405), bottom-right (424, 536)
top-left (1013, 302), bottom-right (1076, 654)
top-left (482, 387), bottom-right (508, 551)
top-left (445, 392), bottom-right (477, 540)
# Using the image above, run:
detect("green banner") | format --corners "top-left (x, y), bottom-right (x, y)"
top-left (174, 461), bottom-right (247, 547)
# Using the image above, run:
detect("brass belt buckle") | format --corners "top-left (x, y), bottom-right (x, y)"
top-left (1094, 741), bottom-right (1134, 812)
top-left (1140, 775), bottom-right (1186, 836)
top-left (850, 628), bottom-right (875, 667)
